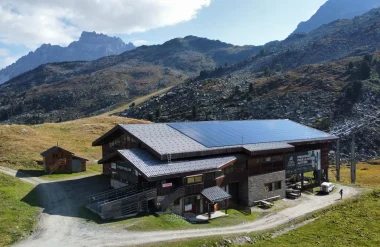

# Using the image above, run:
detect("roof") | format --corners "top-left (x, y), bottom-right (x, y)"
top-left (72, 155), bottom-right (89, 161)
top-left (201, 186), bottom-right (232, 203)
top-left (93, 120), bottom-right (337, 160)
top-left (40, 146), bottom-right (73, 156)
top-left (168, 120), bottom-right (334, 148)
top-left (242, 142), bottom-right (295, 155)
top-left (98, 149), bottom-right (238, 179)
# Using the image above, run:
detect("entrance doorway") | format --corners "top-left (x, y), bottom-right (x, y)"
top-left (229, 182), bottom-right (239, 204)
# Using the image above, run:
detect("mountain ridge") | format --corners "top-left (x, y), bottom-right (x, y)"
top-left (0, 35), bottom-right (260, 124)
top-left (0, 31), bottom-right (135, 84)
top-left (292, 0), bottom-right (380, 34)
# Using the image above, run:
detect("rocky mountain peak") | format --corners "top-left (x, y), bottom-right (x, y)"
top-left (292, 0), bottom-right (380, 34)
top-left (0, 31), bottom-right (135, 84)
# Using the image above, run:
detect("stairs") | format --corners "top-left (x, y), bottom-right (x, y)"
top-left (100, 189), bottom-right (156, 219)
top-left (86, 184), bottom-right (139, 205)
top-left (87, 186), bottom-right (157, 220)
top-left (160, 186), bottom-right (185, 211)
top-left (49, 158), bottom-right (66, 174)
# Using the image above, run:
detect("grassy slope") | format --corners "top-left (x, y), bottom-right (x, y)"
top-left (0, 173), bottom-right (39, 247)
top-left (146, 190), bottom-right (380, 247)
top-left (0, 115), bottom-right (148, 171)
top-left (252, 190), bottom-right (380, 247)
top-left (105, 86), bottom-right (173, 115)
top-left (330, 163), bottom-right (380, 187)
top-left (151, 161), bottom-right (380, 247)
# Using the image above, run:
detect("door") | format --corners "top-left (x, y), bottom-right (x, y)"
top-left (71, 159), bottom-right (82, 172)
top-left (229, 182), bottom-right (239, 204)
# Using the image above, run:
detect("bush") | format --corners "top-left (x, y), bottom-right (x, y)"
top-left (364, 54), bottom-right (373, 63)
top-left (275, 64), bottom-right (283, 72)
top-left (249, 83), bottom-right (254, 93)
top-left (348, 61), bottom-right (354, 71)
top-left (360, 61), bottom-right (371, 80)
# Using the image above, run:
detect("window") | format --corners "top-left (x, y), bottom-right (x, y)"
top-left (274, 181), bottom-right (282, 190)
top-left (184, 196), bottom-right (196, 205)
top-left (265, 181), bottom-right (282, 191)
top-left (235, 161), bottom-right (247, 171)
top-left (215, 170), bottom-right (224, 178)
top-left (109, 137), bottom-right (121, 148)
top-left (186, 175), bottom-right (203, 184)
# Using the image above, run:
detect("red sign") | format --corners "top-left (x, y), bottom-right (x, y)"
top-left (162, 183), bottom-right (172, 188)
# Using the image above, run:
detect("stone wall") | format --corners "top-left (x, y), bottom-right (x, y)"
top-left (168, 197), bottom-right (183, 216)
top-left (248, 170), bottom-right (286, 206)
top-left (158, 195), bottom-right (183, 216)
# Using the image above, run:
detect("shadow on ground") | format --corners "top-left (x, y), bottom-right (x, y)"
top-left (16, 169), bottom-right (45, 178)
top-left (20, 174), bottom-right (112, 224)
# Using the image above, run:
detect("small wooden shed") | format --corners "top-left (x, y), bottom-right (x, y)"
top-left (40, 146), bottom-right (88, 174)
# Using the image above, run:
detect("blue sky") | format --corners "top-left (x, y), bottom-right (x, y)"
top-left (121, 0), bottom-right (327, 46)
top-left (0, 0), bottom-right (327, 69)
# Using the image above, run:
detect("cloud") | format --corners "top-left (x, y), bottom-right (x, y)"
top-left (132, 39), bottom-right (149, 46)
top-left (0, 48), bottom-right (10, 57)
top-left (0, 0), bottom-right (211, 49)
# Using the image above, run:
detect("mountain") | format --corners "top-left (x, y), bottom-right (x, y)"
top-left (292, 0), bottom-right (380, 34)
top-left (122, 52), bottom-right (380, 159)
top-left (121, 9), bottom-right (380, 159)
top-left (2, 8), bottom-right (380, 126)
top-left (0, 31), bottom-right (135, 84)
top-left (0, 36), bottom-right (259, 124)
top-left (235, 7), bottom-right (380, 74)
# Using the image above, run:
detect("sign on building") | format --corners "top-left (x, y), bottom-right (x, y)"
top-left (285, 150), bottom-right (321, 175)
top-left (185, 204), bottom-right (192, 211)
top-left (162, 183), bottom-right (172, 188)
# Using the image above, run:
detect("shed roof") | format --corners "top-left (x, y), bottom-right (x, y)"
top-left (201, 186), bottom-right (232, 203)
top-left (98, 149), bottom-right (238, 180)
top-left (40, 146), bottom-right (73, 156)
top-left (72, 155), bottom-right (89, 161)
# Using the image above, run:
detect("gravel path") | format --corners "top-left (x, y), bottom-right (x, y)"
top-left (0, 166), bottom-right (362, 247)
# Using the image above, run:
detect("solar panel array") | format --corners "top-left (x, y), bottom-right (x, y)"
top-left (168, 120), bottom-right (334, 148)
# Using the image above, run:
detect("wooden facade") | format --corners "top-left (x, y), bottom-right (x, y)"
top-left (41, 146), bottom-right (88, 174)
top-left (93, 123), bottom-right (337, 217)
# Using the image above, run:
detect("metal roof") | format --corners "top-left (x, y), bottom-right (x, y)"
top-left (40, 146), bottom-right (73, 156)
top-left (119, 124), bottom-right (209, 155)
top-left (243, 142), bottom-right (295, 155)
top-left (201, 186), bottom-right (232, 203)
top-left (115, 149), bottom-right (238, 179)
top-left (118, 120), bottom-right (336, 160)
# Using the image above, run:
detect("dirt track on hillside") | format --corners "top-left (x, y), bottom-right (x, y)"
top-left (0, 166), bottom-right (362, 247)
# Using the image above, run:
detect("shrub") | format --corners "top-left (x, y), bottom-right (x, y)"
top-left (360, 61), bottom-right (371, 80)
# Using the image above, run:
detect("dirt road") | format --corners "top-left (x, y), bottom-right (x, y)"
top-left (0, 166), bottom-right (362, 247)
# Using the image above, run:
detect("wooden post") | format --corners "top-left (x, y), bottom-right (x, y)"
top-left (301, 173), bottom-right (304, 189)
top-left (351, 133), bottom-right (356, 184)
top-left (208, 203), bottom-right (211, 220)
top-left (225, 200), bottom-right (227, 214)
top-left (336, 139), bottom-right (340, 182)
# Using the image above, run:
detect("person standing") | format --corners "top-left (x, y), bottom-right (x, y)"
top-left (339, 189), bottom-right (343, 200)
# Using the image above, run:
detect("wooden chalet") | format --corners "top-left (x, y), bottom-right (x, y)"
top-left (40, 146), bottom-right (88, 174)
top-left (88, 120), bottom-right (338, 220)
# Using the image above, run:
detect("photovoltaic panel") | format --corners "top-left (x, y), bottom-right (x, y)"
top-left (168, 120), bottom-right (335, 148)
